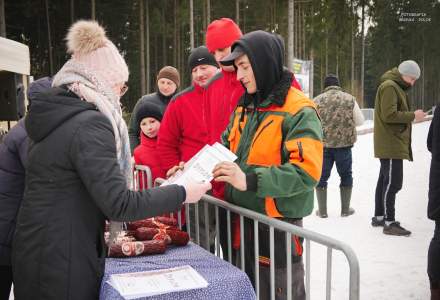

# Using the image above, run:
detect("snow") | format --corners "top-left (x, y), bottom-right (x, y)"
top-left (305, 120), bottom-right (433, 300)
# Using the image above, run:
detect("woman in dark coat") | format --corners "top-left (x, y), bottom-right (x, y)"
top-left (0, 77), bottom-right (51, 300)
top-left (428, 105), bottom-right (440, 300)
top-left (12, 20), bottom-right (210, 300)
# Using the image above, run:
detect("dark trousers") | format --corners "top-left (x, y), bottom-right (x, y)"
top-left (429, 221), bottom-right (440, 288)
top-left (243, 218), bottom-right (305, 300)
top-left (317, 147), bottom-right (353, 188)
top-left (0, 265), bottom-right (12, 300)
top-left (374, 159), bottom-right (403, 221)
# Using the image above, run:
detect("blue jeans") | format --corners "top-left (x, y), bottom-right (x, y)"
top-left (317, 147), bottom-right (353, 188)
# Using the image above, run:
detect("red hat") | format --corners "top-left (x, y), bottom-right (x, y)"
top-left (205, 18), bottom-right (242, 53)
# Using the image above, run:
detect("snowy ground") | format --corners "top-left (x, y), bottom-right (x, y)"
top-left (305, 120), bottom-right (433, 300)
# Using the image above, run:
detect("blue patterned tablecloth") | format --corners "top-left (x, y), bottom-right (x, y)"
top-left (100, 242), bottom-right (256, 300)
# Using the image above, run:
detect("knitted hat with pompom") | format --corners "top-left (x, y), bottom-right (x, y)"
top-left (66, 20), bottom-right (129, 87)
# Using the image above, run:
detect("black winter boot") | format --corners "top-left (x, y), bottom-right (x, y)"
top-left (315, 187), bottom-right (328, 218)
top-left (340, 186), bottom-right (355, 217)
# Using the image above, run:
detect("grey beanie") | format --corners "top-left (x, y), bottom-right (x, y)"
top-left (398, 60), bottom-right (421, 80)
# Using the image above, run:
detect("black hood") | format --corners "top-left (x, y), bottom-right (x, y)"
top-left (25, 87), bottom-right (97, 142)
top-left (27, 77), bottom-right (53, 105)
top-left (231, 30), bottom-right (285, 100)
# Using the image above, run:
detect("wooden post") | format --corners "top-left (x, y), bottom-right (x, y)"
top-left (139, 0), bottom-right (146, 95)
top-left (287, 0), bottom-right (294, 70)
top-left (235, 0), bottom-right (240, 25)
top-left (360, 0), bottom-right (365, 108)
top-left (45, 0), bottom-right (54, 75)
top-left (0, 0), bottom-right (5, 37)
top-left (91, 0), bottom-right (95, 20)
top-left (146, 0), bottom-right (150, 93)
top-left (190, 0), bottom-right (194, 49)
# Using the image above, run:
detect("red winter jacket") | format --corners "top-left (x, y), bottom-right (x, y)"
top-left (133, 133), bottom-right (165, 189)
top-left (158, 71), bottom-right (243, 172)
top-left (157, 83), bottom-right (207, 173)
top-left (205, 70), bottom-right (244, 145)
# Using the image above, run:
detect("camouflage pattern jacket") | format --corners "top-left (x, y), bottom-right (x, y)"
top-left (314, 86), bottom-right (359, 148)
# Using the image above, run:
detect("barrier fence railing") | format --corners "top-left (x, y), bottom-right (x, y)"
top-left (134, 167), bottom-right (360, 300)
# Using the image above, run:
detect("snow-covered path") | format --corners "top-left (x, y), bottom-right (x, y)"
top-left (305, 121), bottom-right (433, 300)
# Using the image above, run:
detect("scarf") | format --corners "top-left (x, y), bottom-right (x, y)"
top-left (52, 60), bottom-right (132, 186)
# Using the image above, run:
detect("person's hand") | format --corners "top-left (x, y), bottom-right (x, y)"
top-left (212, 161), bottom-right (247, 191)
top-left (183, 180), bottom-right (212, 204)
top-left (166, 161), bottom-right (185, 178)
top-left (414, 109), bottom-right (426, 122)
top-left (131, 156), bottom-right (135, 166)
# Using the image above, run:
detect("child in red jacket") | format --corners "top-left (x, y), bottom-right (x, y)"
top-left (133, 101), bottom-right (165, 189)
top-left (134, 101), bottom-right (184, 221)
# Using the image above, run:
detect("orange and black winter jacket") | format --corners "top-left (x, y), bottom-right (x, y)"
top-left (222, 71), bottom-right (323, 218)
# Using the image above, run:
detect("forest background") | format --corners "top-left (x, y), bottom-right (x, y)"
top-left (1, 0), bottom-right (439, 113)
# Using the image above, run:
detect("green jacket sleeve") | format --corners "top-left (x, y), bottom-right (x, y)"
top-left (254, 107), bottom-right (323, 198)
top-left (379, 86), bottom-right (415, 124)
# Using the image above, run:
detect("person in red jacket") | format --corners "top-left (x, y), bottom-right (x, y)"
top-left (158, 46), bottom-right (219, 173)
top-left (157, 46), bottom-right (219, 243)
top-left (205, 18), bottom-right (245, 258)
top-left (205, 18), bottom-right (245, 147)
top-left (133, 101), bottom-right (165, 189)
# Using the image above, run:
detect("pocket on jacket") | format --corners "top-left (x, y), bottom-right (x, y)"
top-left (389, 124), bottom-right (406, 135)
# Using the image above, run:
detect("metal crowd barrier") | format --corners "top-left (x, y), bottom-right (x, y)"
top-left (134, 166), bottom-right (360, 300)
top-left (133, 164), bottom-right (153, 190)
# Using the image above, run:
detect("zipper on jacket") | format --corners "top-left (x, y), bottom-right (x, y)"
top-left (297, 141), bottom-right (305, 162)
top-left (252, 120), bottom-right (274, 147)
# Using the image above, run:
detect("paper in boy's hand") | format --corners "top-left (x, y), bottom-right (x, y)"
top-left (161, 143), bottom-right (237, 187)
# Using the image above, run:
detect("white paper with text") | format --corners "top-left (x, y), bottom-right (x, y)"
top-left (162, 142), bottom-right (237, 186)
top-left (108, 265), bottom-right (208, 299)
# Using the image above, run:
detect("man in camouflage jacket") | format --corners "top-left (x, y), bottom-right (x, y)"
top-left (314, 74), bottom-right (364, 218)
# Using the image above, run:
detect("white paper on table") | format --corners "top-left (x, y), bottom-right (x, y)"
top-left (162, 142), bottom-right (237, 187)
top-left (108, 265), bottom-right (209, 299)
